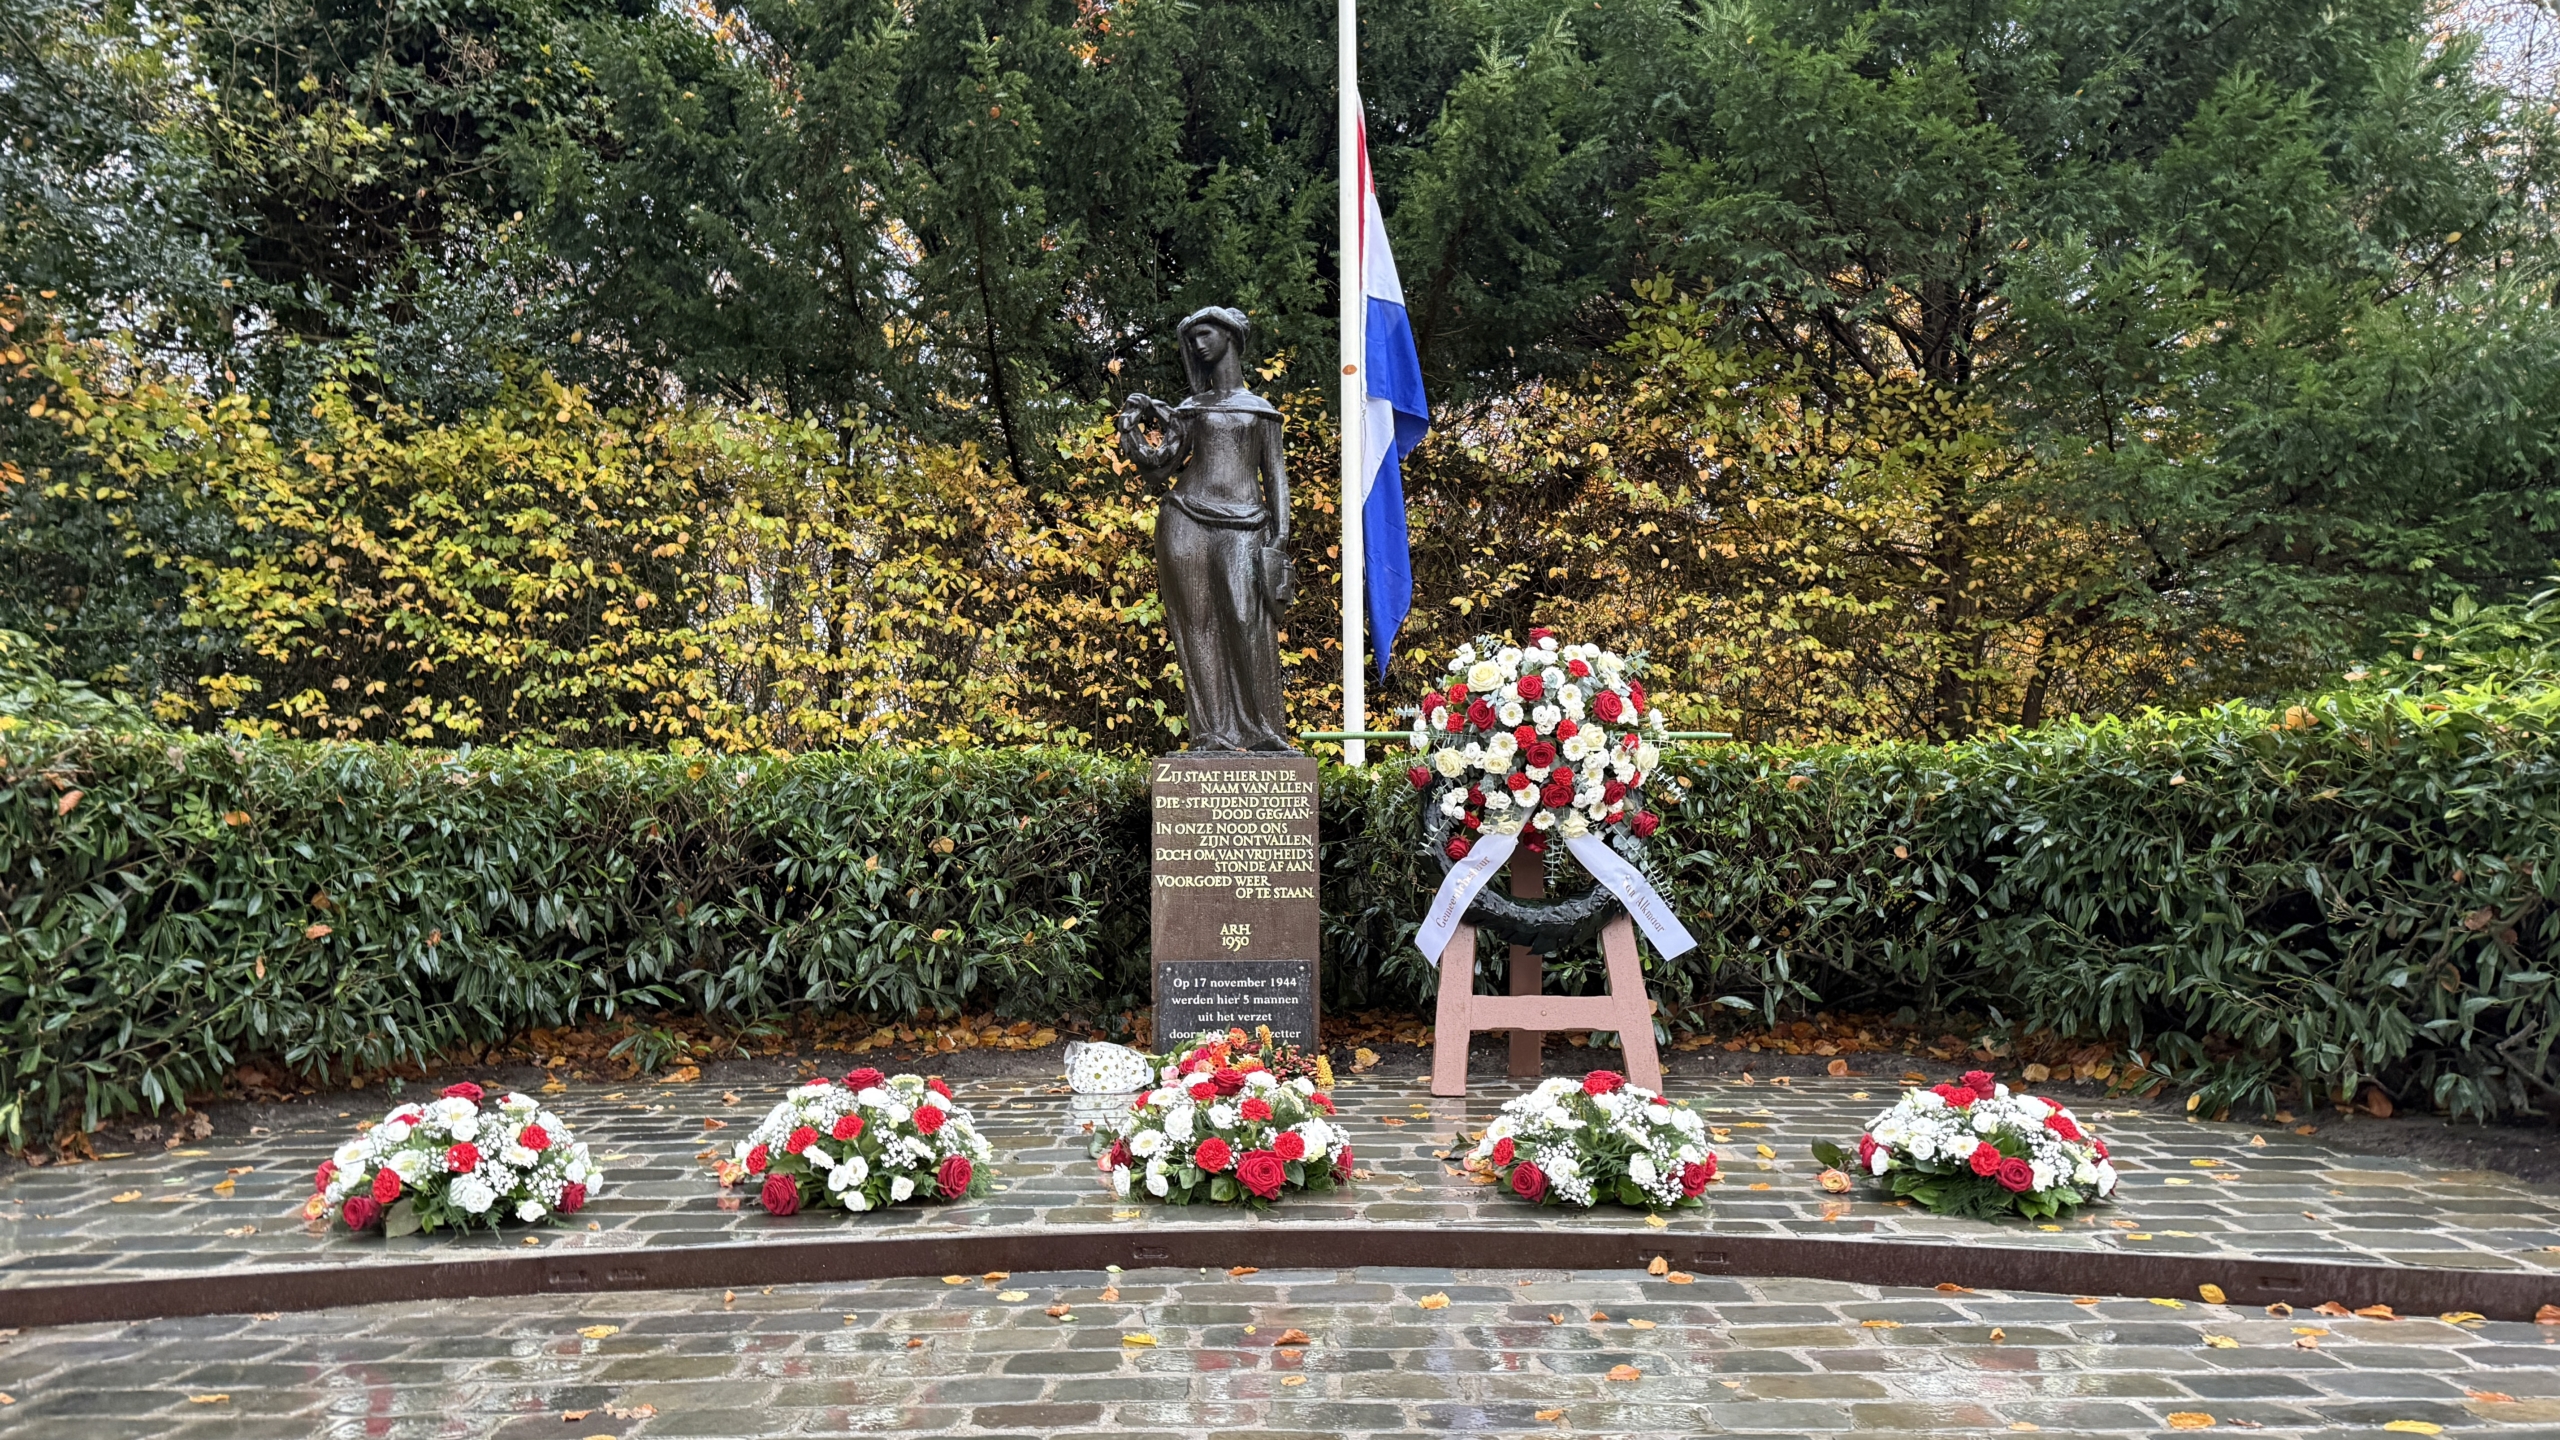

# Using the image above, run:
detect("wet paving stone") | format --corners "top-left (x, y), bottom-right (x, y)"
top-left (5, 1266), bottom-right (2560, 1437)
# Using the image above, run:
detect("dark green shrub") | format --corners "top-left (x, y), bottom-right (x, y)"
top-left (6, 664), bottom-right (2559, 1143)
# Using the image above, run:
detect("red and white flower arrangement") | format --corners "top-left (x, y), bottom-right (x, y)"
top-left (1099, 1030), bottom-right (1351, 1207)
top-left (311, 1083), bottom-right (602, 1235)
top-left (1814, 1070), bottom-right (2117, 1220)
top-left (1405, 629), bottom-right (1671, 858)
top-left (726, 1069), bottom-right (993, 1216)
top-left (1463, 1070), bottom-right (1718, 1208)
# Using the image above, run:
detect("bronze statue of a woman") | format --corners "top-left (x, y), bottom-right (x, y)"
top-left (1119, 306), bottom-right (1298, 753)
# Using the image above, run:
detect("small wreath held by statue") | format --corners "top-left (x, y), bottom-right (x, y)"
top-left (1406, 628), bottom-right (1697, 962)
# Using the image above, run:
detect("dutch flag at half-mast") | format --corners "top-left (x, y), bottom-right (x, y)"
top-left (1356, 95), bottom-right (1429, 678)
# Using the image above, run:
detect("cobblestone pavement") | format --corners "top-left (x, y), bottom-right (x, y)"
top-left (4, 1266), bottom-right (2559, 1438)
top-left (5, 1076), bottom-right (2557, 1294)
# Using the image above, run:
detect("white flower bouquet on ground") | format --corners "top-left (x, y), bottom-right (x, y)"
top-left (1464, 1070), bottom-right (1719, 1208)
top-left (1098, 1031), bottom-right (1351, 1207)
top-left (1816, 1069), bottom-right (2117, 1220)
top-left (310, 1082), bottom-right (602, 1235)
top-left (727, 1068), bottom-right (993, 1216)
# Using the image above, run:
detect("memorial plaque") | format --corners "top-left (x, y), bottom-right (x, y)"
top-left (1150, 755), bottom-right (1320, 1048)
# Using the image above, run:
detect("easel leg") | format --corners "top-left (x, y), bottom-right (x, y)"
top-left (1602, 916), bottom-right (1664, 1094)
top-left (1507, 943), bottom-right (1543, 1077)
top-left (1430, 924), bottom-right (1476, 1099)
top-left (1505, 847), bottom-right (1545, 1078)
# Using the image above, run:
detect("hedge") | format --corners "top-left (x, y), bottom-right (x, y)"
top-left (5, 680), bottom-right (2558, 1144)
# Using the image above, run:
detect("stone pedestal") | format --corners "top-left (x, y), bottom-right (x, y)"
top-left (1149, 754), bottom-right (1320, 1049)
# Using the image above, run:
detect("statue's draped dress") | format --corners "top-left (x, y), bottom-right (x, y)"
top-left (1156, 390), bottom-right (1292, 752)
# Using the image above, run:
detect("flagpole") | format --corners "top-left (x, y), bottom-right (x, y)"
top-left (1337, 0), bottom-right (1366, 767)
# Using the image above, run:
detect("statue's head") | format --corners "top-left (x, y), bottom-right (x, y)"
top-left (1177, 306), bottom-right (1250, 393)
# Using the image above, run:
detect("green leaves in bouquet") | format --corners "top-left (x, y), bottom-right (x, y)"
top-left (381, 1199), bottom-right (423, 1239)
top-left (1809, 1140), bottom-right (1852, 1170)
top-left (1209, 1176), bottom-right (1240, 1203)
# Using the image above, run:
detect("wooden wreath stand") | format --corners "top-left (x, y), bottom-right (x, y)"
top-left (1429, 847), bottom-right (1663, 1098)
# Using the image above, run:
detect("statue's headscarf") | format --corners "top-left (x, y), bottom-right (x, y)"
top-left (1178, 306), bottom-right (1252, 395)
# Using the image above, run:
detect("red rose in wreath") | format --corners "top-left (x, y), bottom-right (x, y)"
top-left (1446, 837), bottom-right (1472, 861)
top-left (1212, 1067), bottom-right (1248, 1096)
top-left (936, 1155), bottom-right (973, 1199)
top-left (341, 1195), bottom-right (382, 1230)
top-left (1408, 766), bottom-right (1432, 789)
top-left (1236, 1150), bottom-right (1287, 1201)
top-left (1524, 740), bottom-right (1558, 769)
top-left (1583, 1070), bottom-right (1626, 1096)
top-left (1517, 673), bottom-right (1545, 701)
top-left (760, 1173), bottom-right (802, 1216)
top-left (1682, 1158), bottom-right (1717, 1195)
top-left (2047, 1113), bottom-right (2082, 1142)
top-left (559, 1181), bottom-right (588, 1215)
top-left (517, 1124), bottom-right (551, 1152)
top-left (846, 1067), bottom-right (887, 1092)
top-left (1509, 1161), bottom-right (1549, 1202)
top-left (1593, 689), bottom-right (1624, 722)
top-left (1630, 811), bottom-right (1661, 839)
top-left (1962, 1069), bottom-right (1997, 1094)
top-left (1995, 1157), bottom-right (2036, 1194)
top-left (1467, 700), bottom-right (1497, 730)
top-left (1540, 777), bottom-right (1575, 808)
top-left (314, 1160), bottom-right (337, 1194)
top-left (440, 1082), bottom-right (485, 1102)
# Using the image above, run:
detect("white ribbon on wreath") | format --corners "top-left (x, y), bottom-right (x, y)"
top-left (1415, 830), bottom-right (1696, 964)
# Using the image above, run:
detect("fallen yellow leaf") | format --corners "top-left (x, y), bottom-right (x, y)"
top-left (1417, 1293), bottom-right (1451, 1310)
top-left (1755, 1144), bottom-right (1775, 1158)
top-left (2383, 1424), bottom-right (2444, 1435)
top-left (2467, 1391), bottom-right (2515, 1404)
top-left (2355, 1304), bottom-right (2398, 1320)
top-left (1628, 1318), bottom-right (1656, 1329)
top-left (2166, 1413), bottom-right (2216, 1430)
top-left (1281, 1375), bottom-right (1307, 1387)
top-left (2198, 1284), bottom-right (2226, 1304)
top-left (1606, 1364), bottom-right (1642, 1381)
top-left (2149, 1298), bottom-right (2186, 1309)
top-left (1665, 1271), bottom-right (1694, 1285)
top-left (187, 1394), bottom-right (229, 1404)
top-left (983, 1271), bottom-right (1009, 1282)
top-left (1535, 1407), bottom-right (1565, 1421)
top-left (997, 1291), bottom-right (1029, 1302)
top-left (1988, 1327), bottom-right (2006, 1342)
top-left (1227, 1265), bottom-right (1259, 1277)
top-left (577, 1325), bottom-right (619, 1339)
top-left (1860, 1319), bottom-right (1901, 1329)
top-left (1274, 1328), bottom-right (1311, 1346)
top-left (942, 1275), bottom-right (968, 1285)
top-left (2203, 1335), bottom-right (2238, 1349)
top-left (1121, 1332), bottom-right (1157, 1347)
top-left (2439, 1312), bottom-right (2486, 1325)
top-left (1643, 1213), bottom-right (1668, 1228)
top-left (211, 1178), bottom-right (236, 1194)
top-left (110, 1191), bottom-right (141, 1203)
top-left (1646, 1257), bottom-right (1669, 1276)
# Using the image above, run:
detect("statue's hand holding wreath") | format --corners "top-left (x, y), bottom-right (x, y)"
top-left (1117, 393), bottom-right (1188, 479)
